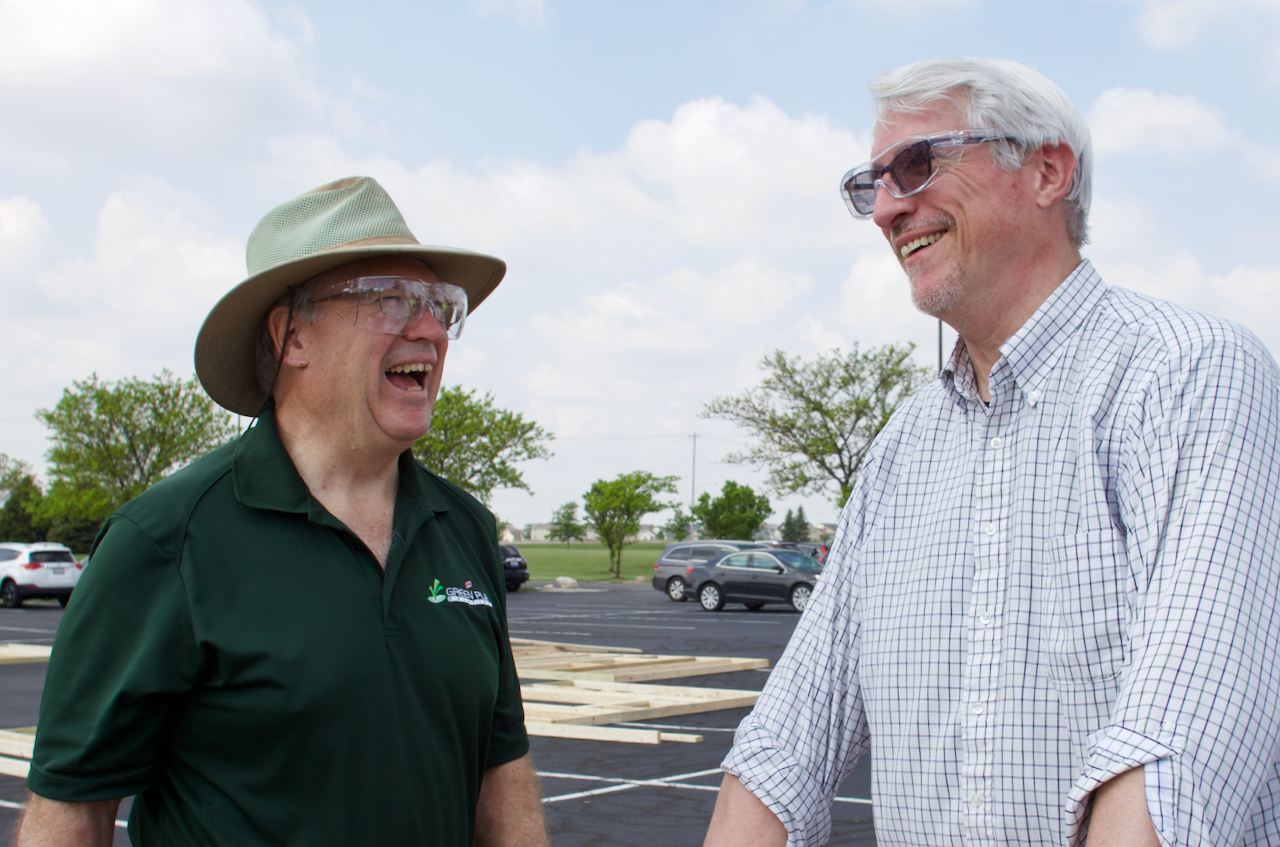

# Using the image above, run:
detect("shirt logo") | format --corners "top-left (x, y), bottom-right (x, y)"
top-left (427, 578), bottom-right (493, 608)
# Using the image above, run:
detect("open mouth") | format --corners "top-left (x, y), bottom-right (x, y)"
top-left (385, 363), bottom-right (431, 392)
top-left (900, 231), bottom-right (945, 258)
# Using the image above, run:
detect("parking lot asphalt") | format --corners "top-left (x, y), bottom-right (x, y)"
top-left (0, 584), bottom-right (876, 846)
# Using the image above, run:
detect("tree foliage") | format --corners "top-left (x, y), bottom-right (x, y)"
top-left (702, 344), bottom-right (930, 507)
top-left (583, 471), bottom-right (678, 578)
top-left (414, 386), bottom-right (553, 505)
top-left (692, 481), bottom-right (771, 540)
top-left (36, 371), bottom-right (239, 521)
top-left (780, 505), bottom-right (810, 542)
top-left (0, 474), bottom-right (49, 543)
top-left (663, 507), bottom-right (695, 542)
top-left (547, 502), bottom-right (587, 547)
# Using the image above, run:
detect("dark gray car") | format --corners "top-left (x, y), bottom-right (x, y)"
top-left (687, 549), bottom-right (822, 612)
top-left (651, 540), bottom-right (764, 602)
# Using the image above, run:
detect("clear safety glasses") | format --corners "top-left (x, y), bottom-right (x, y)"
top-left (308, 276), bottom-right (469, 339)
top-left (839, 130), bottom-right (1016, 219)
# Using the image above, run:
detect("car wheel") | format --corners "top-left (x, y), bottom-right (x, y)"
top-left (59, 594), bottom-right (71, 607)
top-left (745, 602), bottom-right (764, 611)
top-left (0, 580), bottom-right (21, 609)
top-left (666, 578), bottom-right (688, 602)
top-left (506, 584), bottom-right (519, 593)
top-left (698, 583), bottom-right (725, 612)
top-left (789, 584), bottom-right (812, 613)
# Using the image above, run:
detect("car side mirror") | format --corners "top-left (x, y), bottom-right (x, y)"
top-left (773, 565), bottom-right (785, 573)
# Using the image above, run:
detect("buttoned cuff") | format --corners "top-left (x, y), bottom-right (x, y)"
top-left (721, 720), bottom-right (830, 847)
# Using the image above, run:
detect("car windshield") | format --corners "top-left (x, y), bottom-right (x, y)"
top-left (31, 551), bottom-right (76, 563)
top-left (500, 546), bottom-right (521, 557)
top-left (774, 551), bottom-right (821, 569)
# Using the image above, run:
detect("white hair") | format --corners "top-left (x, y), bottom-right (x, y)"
top-left (869, 57), bottom-right (1093, 247)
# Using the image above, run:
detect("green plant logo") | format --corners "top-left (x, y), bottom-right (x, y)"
top-left (428, 578), bottom-right (446, 604)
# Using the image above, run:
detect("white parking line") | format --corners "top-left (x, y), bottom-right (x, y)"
top-left (536, 768), bottom-right (873, 806)
top-left (0, 626), bottom-right (59, 634)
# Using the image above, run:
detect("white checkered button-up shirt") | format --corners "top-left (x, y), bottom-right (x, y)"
top-left (722, 261), bottom-right (1280, 846)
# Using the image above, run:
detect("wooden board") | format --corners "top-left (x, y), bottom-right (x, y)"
top-left (511, 640), bottom-right (769, 683)
top-left (0, 728), bottom-right (35, 777)
top-left (0, 643), bottom-right (52, 665)
top-left (0, 756), bottom-right (30, 778)
top-left (524, 722), bottom-right (701, 744)
top-left (520, 679), bottom-right (758, 730)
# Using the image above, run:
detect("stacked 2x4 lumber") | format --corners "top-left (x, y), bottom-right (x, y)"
top-left (510, 638), bottom-right (769, 683)
top-left (511, 639), bottom-right (768, 745)
top-left (0, 643), bottom-right (53, 666)
top-left (0, 728), bottom-right (35, 778)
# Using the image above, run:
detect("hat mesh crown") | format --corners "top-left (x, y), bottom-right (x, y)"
top-left (245, 178), bottom-right (418, 277)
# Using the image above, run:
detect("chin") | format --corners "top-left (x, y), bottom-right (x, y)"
top-left (908, 264), bottom-right (968, 318)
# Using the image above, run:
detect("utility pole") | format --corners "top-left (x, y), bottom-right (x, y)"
top-left (689, 433), bottom-right (698, 509)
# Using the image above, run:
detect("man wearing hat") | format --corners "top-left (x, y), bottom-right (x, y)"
top-left (16, 177), bottom-right (549, 846)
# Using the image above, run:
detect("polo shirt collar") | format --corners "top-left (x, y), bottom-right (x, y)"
top-left (232, 404), bottom-right (452, 518)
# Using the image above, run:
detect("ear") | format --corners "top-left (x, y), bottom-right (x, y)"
top-left (267, 304), bottom-right (308, 369)
top-left (1032, 141), bottom-right (1077, 210)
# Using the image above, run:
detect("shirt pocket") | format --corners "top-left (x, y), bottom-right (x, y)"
top-left (1042, 529), bottom-right (1130, 687)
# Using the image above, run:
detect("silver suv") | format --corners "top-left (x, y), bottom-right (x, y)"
top-left (651, 540), bottom-right (764, 602)
top-left (0, 542), bottom-right (81, 608)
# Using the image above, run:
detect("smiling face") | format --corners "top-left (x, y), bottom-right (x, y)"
top-left (871, 99), bottom-right (1039, 324)
top-left (277, 255), bottom-right (449, 453)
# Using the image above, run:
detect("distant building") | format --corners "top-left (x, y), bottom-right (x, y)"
top-left (754, 523), bottom-right (781, 541)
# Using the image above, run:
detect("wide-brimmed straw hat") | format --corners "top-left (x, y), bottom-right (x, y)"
top-left (195, 176), bottom-right (506, 415)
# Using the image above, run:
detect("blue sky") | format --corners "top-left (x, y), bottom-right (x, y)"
top-left (3, 0), bottom-right (1279, 528)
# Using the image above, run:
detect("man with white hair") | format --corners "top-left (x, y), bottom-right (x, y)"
top-left (17, 177), bottom-right (548, 846)
top-left (705, 58), bottom-right (1280, 846)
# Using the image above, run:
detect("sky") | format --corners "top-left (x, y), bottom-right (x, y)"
top-left (2, 0), bottom-right (1279, 530)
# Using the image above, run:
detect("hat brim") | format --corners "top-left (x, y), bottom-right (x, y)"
top-left (195, 243), bottom-right (506, 416)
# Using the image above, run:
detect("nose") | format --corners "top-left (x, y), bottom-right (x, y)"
top-left (871, 180), bottom-right (916, 231)
top-left (402, 307), bottom-right (450, 343)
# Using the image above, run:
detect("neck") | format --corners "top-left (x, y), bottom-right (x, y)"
top-left (272, 396), bottom-right (403, 567)
top-left (944, 249), bottom-right (1082, 402)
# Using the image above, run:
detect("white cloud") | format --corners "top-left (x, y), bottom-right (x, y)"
top-left (469, 0), bottom-right (547, 29)
top-left (1088, 88), bottom-right (1233, 158)
top-left (1135, 0), bottom-right (1280, 48)
top-left (0, 0), bottom-right (324, 160)
top-left (0, 197), bottom-right (51, 268)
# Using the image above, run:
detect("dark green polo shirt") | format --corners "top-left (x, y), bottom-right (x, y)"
top-left (28, 406), bottom-right (529, 846)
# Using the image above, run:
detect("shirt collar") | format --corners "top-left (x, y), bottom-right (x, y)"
top-left (232, 403), bottom-right (452, 517)
top-left (941, 260), bottom-right (1107, 406)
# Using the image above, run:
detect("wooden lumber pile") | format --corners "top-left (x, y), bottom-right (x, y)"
top-left (0, 728), bottom-right (34, 778)
top-left (0, 643), bottom-right (53, 666)
top-left (511, 638), bottom-right (769, 683)
top-left (511, 639), bottom-right (769, 745)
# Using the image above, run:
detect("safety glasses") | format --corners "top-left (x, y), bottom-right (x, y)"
top-left (839, 130), bottom-right (1015, 219)
top-left (308, 276), bottom-right (469, 339)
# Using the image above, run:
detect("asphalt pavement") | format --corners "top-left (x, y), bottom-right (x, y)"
top-left (0, 584), bottom-right (876, 846)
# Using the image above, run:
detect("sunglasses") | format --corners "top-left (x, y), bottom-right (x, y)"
top-left (839, 130), bottom-right (1015, 219)
top-left (308, 276), bottom-right (469, 339)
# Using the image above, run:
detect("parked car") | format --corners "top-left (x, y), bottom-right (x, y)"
top-left (652, 540), bottom-right (765, 602)
top-left (499, 544), bottom-right (530, 592)
top-left (685, 548), bottom-right (822, 613)
top-left (0, 542), bottom-right (81, 608)
top-left (797, 542), bottom-right (829, 564)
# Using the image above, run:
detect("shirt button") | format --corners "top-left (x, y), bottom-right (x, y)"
top-left (970, 794), bottom-right (984, 807)
top-left (1027, 389), bottom-right (1040, 406)
top-left (971, 704), bottom-right (985, 715)
top-left (979, 613), bottom-right (992, 626)
top-left (989, 436), bottom-right (1003, 449)
top-left (984, 523), bottom-right (997, 536)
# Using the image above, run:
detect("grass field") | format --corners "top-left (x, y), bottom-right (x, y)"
top-left (518, 541), bottom-right (666, 583)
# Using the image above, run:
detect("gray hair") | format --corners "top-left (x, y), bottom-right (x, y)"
top-left (252, 278), bottom-right (325, 397)
top-left (869, 57), bottom-right (1092, 247)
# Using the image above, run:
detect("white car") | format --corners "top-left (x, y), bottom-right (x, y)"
top-left (0, 542), bottom-right (82, 608)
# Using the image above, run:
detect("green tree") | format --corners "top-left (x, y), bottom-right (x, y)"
top-left (663, 507), bottom-right (695, 542)
top-left (413, 386), bottom-right (553, 505)
top-left (780, 505), bottom-right (810, 542)
top-left (702, 343), bottom-right (930, 507)
top-left (547, 502), bottom-right (587, 546)
top-left (691, 481), bottom-right (771, 540)
top-left (36, 371), bottom-right (239, 525)
top-left (0, 475), bottom-right (50, 543)
top-left (583, 471), bottom-right (678, 578)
